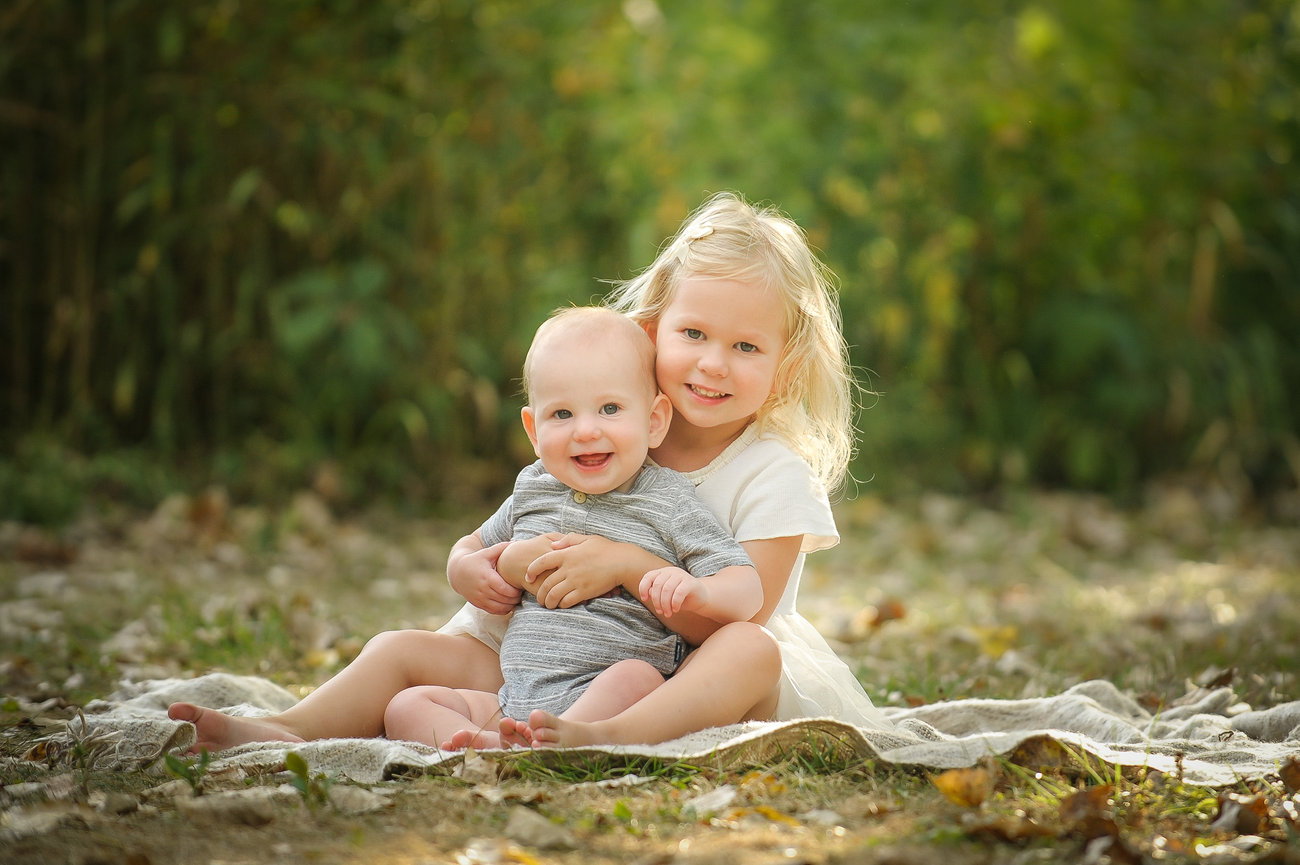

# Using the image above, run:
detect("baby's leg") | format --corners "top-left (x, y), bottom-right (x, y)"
top-left (530, 622), bottom-right (781, 747)
top-left (169, 629), bottom-right (503, 752)
top-left (500, 659), bottom-right (665, 746)
top-left (385, 685), bottom-right (503, 750)
top-left (564, 659), bottom-right (665, 722)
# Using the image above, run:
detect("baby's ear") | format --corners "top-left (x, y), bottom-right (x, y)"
top-left (520, 406), bottom-right (542, 456)
top-left (647, 392), bottom-right (673, 448)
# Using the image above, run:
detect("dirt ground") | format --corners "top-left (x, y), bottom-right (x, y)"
top-left (3, 483), bottom-right (1299, 864)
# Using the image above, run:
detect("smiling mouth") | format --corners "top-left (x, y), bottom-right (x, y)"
top-left (687, 383), bottom-right (729, 400)
top-left (573, 453), bottom-right (612, 469)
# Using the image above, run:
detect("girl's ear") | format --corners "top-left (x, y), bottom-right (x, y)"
top-left (647, 392), bottom-right (673, 448)
top-left (520, 406), bottom-right (542, 457)
top-left (644, 320), bottom-right (659, 344)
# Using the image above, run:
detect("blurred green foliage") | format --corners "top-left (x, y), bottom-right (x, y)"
top-left (2, 0), bottom-right (1297, 522)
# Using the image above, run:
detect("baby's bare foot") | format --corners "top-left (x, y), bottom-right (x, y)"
top-left (168, 703), bottom-right (304, 754)
top-left (497, 717), bottom-right (533, 748)
top-left (527, 709), bottom-right (605, 748)
top-left (442, 728), bottom-right (503, 751)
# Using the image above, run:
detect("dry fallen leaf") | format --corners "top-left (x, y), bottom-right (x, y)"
top-left (738, 769), bottom-right (786, 796)
top-left (681, 784), bottom-right (737, 818)
top-left (932, 763), bottom-right (997, 807)
top-left (453, 748), bottom-right (502, 785)
top-left (1209, 791), bottom-right (1270, 835)
top-left (729, 804), bottom-right (801, 827)
top-left (455, 838), bottom-right (543, 865)
top-left (502, 805), bottom-right (576, 851)
top-left (1060, 784), bottom-right (1118, 841)
top-left (1278, 754), bottom-right (1300, 794)
top-left (1007, 734), bottom-right (1072, 773)
top-left (965, 812), bottom-right (1056, 843)
top-left (972, 625), bottom-right (1018, 659)
top-left (1082, 834), bottom-right (1143, 865)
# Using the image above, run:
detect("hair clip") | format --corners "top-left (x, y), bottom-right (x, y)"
top-left (685, 223), bottom-right (714, 243)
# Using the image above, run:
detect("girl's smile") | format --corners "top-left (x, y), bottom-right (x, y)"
top-left (686, 383), bottom-right (729, 400)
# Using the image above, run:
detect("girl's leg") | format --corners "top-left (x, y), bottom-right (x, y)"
top-left (169, 629), bottom-right (504, 752)
top-left (528, 622), bottom-right (781, 747)
top-left (384, 686), bottom-right (503, 749)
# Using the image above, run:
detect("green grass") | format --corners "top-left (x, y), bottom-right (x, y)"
top-left (2, 486), bottom-right (1298, 864)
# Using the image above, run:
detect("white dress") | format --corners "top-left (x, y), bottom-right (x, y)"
top-left (440, 424), bottom-right (893, 731)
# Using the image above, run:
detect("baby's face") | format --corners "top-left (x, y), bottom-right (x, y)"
top-left (523, 339), bottom-right (664, 496)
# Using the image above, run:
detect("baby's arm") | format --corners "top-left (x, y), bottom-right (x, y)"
top-left (639, 564), bottom-right (762, 622)
top-left (495, 533), bottom-right (563, 591)
top-left (446, 530), bottom-right (519, 615)
top-left (640, 535), bottom-right (803, 641)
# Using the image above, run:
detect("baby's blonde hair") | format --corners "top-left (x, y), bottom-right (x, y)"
top-left (522, 306), bottom-right (658, 404)
top-left (606, 192), bottom-right (856, 491)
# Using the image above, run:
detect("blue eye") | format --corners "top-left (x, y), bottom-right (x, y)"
top-left (685, 328), bottom-right (704, 340)
top-left (555, 409), bottom-right (572, 419)
top-left (738, 342), bottom-right (758, 353)
top-left (601, 403), bottom-right (620, 415)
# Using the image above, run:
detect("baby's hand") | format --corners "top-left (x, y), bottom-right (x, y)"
top-left (639, 567), bottom-right (706, 617)
top-left (449, 541), bottom-right (520, 615)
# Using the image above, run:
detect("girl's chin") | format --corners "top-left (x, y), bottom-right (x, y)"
top-left (670, 410), bottom-right (750, 435)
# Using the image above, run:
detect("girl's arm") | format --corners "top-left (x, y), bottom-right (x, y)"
top-left (524, 535), bottom-right (671, 608)
top-left (446, 531), bottom-right (519, 614)
top-left (529, 533), bottom-right (802, 646)
top-left (739, 535), bottom-right (804, 625)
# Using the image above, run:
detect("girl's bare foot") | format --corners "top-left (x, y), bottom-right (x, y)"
top-left (497, 717), bottom-right (533, 748)
top-left (168, 703), bottom-right (304, 754)
top-left (527, 709), bottom-right (607, 747)
top-left (442, 728), bottom-right (503, 751)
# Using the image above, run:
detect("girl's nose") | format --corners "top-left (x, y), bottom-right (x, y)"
top-left (697, 346), bottom-right (727, 376)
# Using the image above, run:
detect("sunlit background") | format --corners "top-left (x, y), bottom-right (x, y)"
top-left (4, 1), bottom-right (1296, 520)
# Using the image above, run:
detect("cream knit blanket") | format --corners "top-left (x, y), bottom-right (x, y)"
top-left (37, 673), bottom-right (1300, 787)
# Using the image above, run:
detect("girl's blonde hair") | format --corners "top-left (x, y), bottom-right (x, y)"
top-left (606, 192), bottom-right (857, 491)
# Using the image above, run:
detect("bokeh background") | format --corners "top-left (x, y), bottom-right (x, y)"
top-left (4, 0), bottom-right (1297, 523)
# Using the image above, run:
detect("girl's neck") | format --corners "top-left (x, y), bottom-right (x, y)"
top-left (652, 416), bottom-right (752, 473)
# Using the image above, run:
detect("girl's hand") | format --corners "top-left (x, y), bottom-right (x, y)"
top-left (527, 534), bottom-right (625, 609)
top-left (448, 540), bottom-right (520, 615)
top-left (639, 567), bottom-right (706, 617)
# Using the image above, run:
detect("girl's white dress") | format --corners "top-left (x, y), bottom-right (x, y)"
top-left (440, 423), bottom-right (892, 731)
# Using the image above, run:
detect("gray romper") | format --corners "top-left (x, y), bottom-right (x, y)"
top-left (479, 460), bottom-right (752, 718)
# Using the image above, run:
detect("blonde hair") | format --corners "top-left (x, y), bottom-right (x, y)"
top-left (522, 306), bottom-right (658, 403)
top-left (606, 192), bottom-right (856, 491)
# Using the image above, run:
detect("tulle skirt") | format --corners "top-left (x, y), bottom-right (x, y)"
top-left (438, 602), bottom-right (509, 652)
top-left (767, 610), bottom-right (893, 730)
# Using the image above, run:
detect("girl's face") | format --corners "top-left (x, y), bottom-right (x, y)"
top-left (650, 275), bottom-right (787, 441)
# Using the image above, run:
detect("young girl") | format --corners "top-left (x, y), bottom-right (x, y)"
top-left (169, 192), bottom-right (890, 752)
